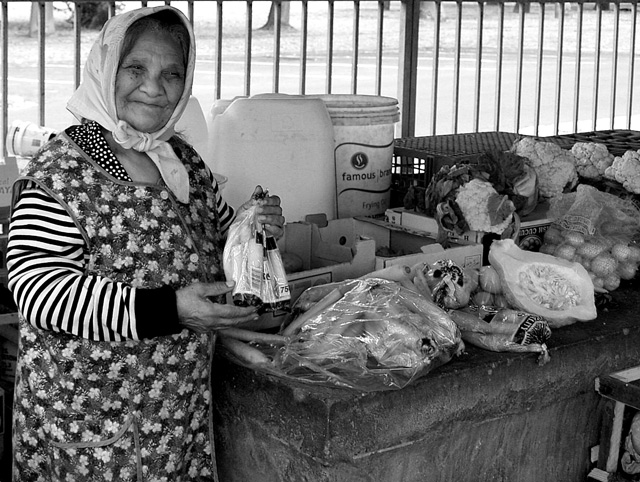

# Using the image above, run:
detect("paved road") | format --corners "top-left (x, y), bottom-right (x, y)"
top-left (5, 49), bottom-right (639, 146)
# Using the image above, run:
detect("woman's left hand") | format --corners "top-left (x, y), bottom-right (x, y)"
top-left (246, 185), bottom-right (285, 239)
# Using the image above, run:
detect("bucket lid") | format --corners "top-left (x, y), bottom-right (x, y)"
top-left (310, 94), bottom-right (398, 109)
top-left (309, 94), bottom-right (400, 126)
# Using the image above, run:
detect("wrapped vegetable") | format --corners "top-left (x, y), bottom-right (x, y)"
top-left (275, 278), bottom-right (464, 391)
top-left (414, 259), bottom-right (473, 310)
top-left (449, 307), bottom-right (551, 365)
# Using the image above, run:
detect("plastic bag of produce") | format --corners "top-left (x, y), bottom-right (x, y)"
top-left (449, 306), bottom-right (552, 365)
top-left (223, 192), bottom-right (291, 312)
top-left (271, 278), bottom-right (464, 391)
top-left (541, 184), bottom-right (640, 292)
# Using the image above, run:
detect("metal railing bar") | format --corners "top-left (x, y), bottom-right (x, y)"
top-left (73, 3), bottom-right (80, 89)
top-left (37, 0), bottom-right (45, 126)
top-left (325, 0), bottom-right (334, 93)
top-left (553, 2), bottom-right (564, 135)
top-left (299, 0), bottom-right (308, 94)
top-left (351, 0), bottom-right (360, 94)
top-left (626, 3), bottom-right (637, 130)
top-left (493, 0), bottom-right (504, 131)
top-left (244, 0), bottom-right (253, 95)
top-left (592, 2), bottom-right (602, 131)
top-left (1, 1), bottom-right (7, 159)
top-left (429, 0), bottom-right (441, 136)
top-left (609, 3), bottom-right (620, 130)
top-left (514, 0), bottom-right (525, 133)
top-left (374, 0), bottom-right (384, 95)
top-left (215, 0), bottom-right (223, 99)
top-left (573, 2), bottom-right (583, 133)
top-left (271, 0), bottom-right (282, 92)
top-left (472, 1), bottom-right (483, 132)
top-left (398, 0), bottom-right (420, 137)
top-left (187, 0), bottom-right (194, 21)
top-left (532, 1), bottom-right (544, 136)
top-left (452, 0), bottom-right (462, 133)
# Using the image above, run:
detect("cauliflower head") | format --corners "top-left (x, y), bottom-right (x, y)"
top-left (571, 142), bottom-right (614, 180)
top-left (604, 149), bottom-right (640, 194)
top-left (455, 179), bottom-right (515, 234)
top-left (510, 137), bottom-right (578, 199)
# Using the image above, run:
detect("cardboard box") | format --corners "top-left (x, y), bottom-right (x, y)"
top-left (385, 202), bottom-right (553, 254)
top-left (354, 216), bottom-right (483, 271)
top-left (384, 208), bottom-right (484, 244)
top-left (252, 216), bottom-right (485, 329)
top-left (515, 203), bottom-right (553, 252)
top-left (251, 218), bottom-right (377, 329)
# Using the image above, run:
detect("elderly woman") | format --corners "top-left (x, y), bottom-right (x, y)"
top-left (9, 6), bottom-right (283, 481)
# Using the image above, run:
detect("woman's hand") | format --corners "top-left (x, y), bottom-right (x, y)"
top-left (240, 185), bottom-right (285, 239)
top-left (176, 281), bottom-right (259, 334)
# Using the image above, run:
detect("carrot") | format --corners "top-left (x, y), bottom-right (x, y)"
top-left (218, 327), bottom-right (288, 346)
top-left (448, 309), bottom-right (492, 333)
top-left (295, 299), bottom-right (318, 313)
top-left (219, 335), bottom-right (272, 366)
top-left (295, 281), bottom-right (344, 306)
top-left (281, 285), bottom-right (347, 336)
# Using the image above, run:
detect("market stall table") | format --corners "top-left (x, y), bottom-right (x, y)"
top-left (211, 284), bottom-right (640, 482)
top-left (212, 130), bottom-right (640, 482)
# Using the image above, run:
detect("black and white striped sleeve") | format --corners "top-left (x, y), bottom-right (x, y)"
top-left (7, 185), bottom-right (181, 341)
top-left (211, 174), bottom-right (235, 237)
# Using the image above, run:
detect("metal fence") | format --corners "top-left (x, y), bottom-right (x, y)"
top-left (1, 0), bottom-right (639, 159)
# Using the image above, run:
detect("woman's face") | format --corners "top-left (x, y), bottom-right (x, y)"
top-left (115, 29), bottom-right (186, 133)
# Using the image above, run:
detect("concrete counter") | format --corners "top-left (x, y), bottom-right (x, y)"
top-left (211, 285), bottom-right (640, 482)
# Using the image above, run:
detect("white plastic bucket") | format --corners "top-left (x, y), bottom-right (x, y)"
top-left (6, 120), bottom-right (57, 158)
top-left (207, 95), bottom-right (336, 221)
top-left (311, 94), bottom-right (400, 218)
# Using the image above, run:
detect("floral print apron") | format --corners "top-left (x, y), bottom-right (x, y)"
top-left (12, 134), bottom-right (224, 481)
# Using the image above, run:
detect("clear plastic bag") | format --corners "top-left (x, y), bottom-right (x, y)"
top-left (267, 278), bottom-right (464, 392)
top-left (541, 184), bottom-right (640, 292)
top-left (223, 195), bottom-right (291, 312)
top-left (449, 307), bottom-right (552, 366)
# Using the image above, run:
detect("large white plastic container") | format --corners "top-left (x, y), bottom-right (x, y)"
top-left (310, 94), bottom-right (400, 219)
top-left (206, 96), bottom-right (337, 221)
top-left (6, 120), bottom-right (57, 158)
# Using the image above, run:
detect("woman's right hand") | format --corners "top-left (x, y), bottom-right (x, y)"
top-left (176, 281), bottom-right (259, 334)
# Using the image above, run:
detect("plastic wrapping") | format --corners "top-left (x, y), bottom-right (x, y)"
top-left (414, 259), bottom-right (473, 310)
top-left (222, 194), bottom-right (291, 312)
top-left (541, 184), bottom-right (640, 292)
top-left (272, 278), bottom-right (464, 391)
top-left (449, 306), bottom-right (551, 365)
top-left (219, 278), bottom-right (465, 392)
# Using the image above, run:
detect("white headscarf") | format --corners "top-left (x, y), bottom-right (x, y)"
top-left (67, 6), bottom-right (196, 203)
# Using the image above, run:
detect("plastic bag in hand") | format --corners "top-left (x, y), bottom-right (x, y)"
top-left (223, 197), bottom-right (290, 312)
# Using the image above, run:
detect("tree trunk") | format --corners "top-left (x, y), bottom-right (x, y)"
top-left (29, 2), bottom-right (55, 38)
top-left (260, 2), bottom-right (292, 31)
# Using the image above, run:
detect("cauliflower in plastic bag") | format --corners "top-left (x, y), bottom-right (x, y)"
top-left (510, 137), bottom-right (579, 200)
